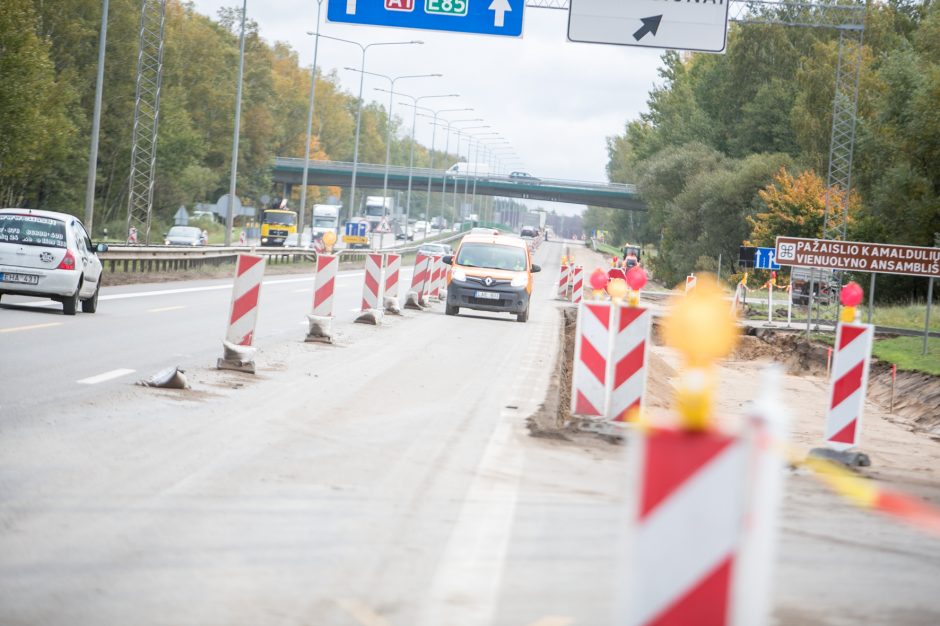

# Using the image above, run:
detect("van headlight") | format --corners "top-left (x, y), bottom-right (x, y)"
top-left (511, 275), bottom-right (528, 287)
top-left (452, 268), bottom-right (467, 282)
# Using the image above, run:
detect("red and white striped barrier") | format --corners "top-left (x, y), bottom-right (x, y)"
top-left (306, 253), bottom-right (337, 343)
top-left (384, 253), bottom-right (402, 314)
top-left (571, 265), bottom-right (584, 304)
top-left (825, 322), bottom-right (873, 450)
top-left (685, 274), bottom-right (697, 292)
top-left (571, 301), bottom-right (612, 417)
top-left (312, 254), bottom-right (337, 318)
top-left (607, 304), bottom-right (651, 422)
top-left (625, 427), bottom-right (749, 625)
top-left (361, 253), bottom-right (383, 312)
top-left (429, 255), bottom-right (443, 301)
top-left (218, 254), bottom-right (266, 372)
top-left (405, 253), bottom-right (431, 310)
top-left (558, 264), bottom-right (570, 300)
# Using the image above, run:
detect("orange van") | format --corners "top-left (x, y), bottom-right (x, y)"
top-left (443, 233), bottom-right (541, 323)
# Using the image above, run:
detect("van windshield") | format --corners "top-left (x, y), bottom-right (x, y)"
top-left (0, 214), bottom-right (67, 248)
top-left (456, 243), bottom-right (527, 271)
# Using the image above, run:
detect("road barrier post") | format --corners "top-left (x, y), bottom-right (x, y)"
top-left (429, 255), bottom-right (443, 301)
top-left (571, 265), bottom-right (584, 304)
top-left (558, 263), bottom-right (570, 300)
top-left (570, 301), bottom-right (612, 417)
top-left (356, 252), bottom-right (385, 325)
top-left (384, 253), bottom-right (402, 315)
top-left (306, 253), bottom-right (337, 343)
top-left (685, 273), bottom-right (697, 293)
top-left (607, 303), bottom-right (651, 422)
top-left (218, 253), bottom-right (265, 373)
top-left (405, 253), bottom-right (431, 310)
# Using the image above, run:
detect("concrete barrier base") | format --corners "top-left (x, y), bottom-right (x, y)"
top-left (808, 446), bottom-right (872, 468)
top-left (404, 291), bottom-right (425, 311)
top-left (355, 309), bottom-right (384, 326)
top-left (217, 341), bottom-right (256, 374)
top-left (305, 315), bottom-right (333, 343)
top-left (137, 366), bottom-right (190, 389)
top-left (384, 296), bottom-right (402, 316)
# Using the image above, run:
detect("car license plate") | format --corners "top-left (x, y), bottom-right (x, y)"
top-left (0, 272), bottom-right (39, 285)
top-left (474, 291), bottom-right (500, 300)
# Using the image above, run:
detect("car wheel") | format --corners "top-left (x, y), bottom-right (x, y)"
top-left (81, 282), bottom-right (100, 313)
top-left (63, 285), bottom-right (80, 316)
top-left (445, 303), bottom-right (458, 316)
top-left (516, 307), bottom-right (529, 323)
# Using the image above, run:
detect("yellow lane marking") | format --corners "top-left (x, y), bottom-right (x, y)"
top-left (0, 322), bottom-right (63, 334)
top-left (147, 305), bottom-right (186, 313)
top-left (334, 599), bottom-right (394, 626)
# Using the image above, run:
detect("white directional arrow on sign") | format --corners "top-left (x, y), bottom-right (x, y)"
top-left (568, 0), bottom-right (730, 53)
top-left (489, 0), bottom-right (512, 28)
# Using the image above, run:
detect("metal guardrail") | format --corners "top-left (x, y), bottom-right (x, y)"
top-left (100, 231), bottom-right (467, 273)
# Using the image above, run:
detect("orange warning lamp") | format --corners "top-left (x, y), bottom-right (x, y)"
top-left (322, 230), bottom-right (337, 253)
top-left (662, 276), bottom-right (739, 430)
top-left (840, 281), bottom-right (863, 323)
top-left (607, 278), bottom-right (627, 302)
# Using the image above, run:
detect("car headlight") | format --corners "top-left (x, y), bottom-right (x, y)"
top-left (452, 268), bottom-right (467, 282)
top-left (511, 275), bottom-right (528, 287)
top-left (164, 240), bottom-right (170, 245)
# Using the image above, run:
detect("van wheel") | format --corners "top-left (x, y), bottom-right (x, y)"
top-left (81, 283), bottom-right (100, 313)
top-left (63, 286), bottom-right (80, 316)
top-left (445, 303), bottom-right (458, 316)
top-left (516, 307), bottom-right (529, 323)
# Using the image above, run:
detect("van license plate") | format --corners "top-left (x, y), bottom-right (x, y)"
top-left (0, 272), bottom-right (39, 285)
top-left (474, 291), bottom-right (500, 300)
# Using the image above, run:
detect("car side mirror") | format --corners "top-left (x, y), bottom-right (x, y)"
top-left (531, 264), bottom-right (541, 273)
top-left (442, 255), bottom-right (453, 265)
top-left (95, 243), bottom-right (109, 253)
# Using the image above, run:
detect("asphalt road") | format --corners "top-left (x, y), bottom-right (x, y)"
top-left (1, 240), bottom-right (938, 625)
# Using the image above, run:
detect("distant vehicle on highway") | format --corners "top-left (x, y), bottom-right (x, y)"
top-left (469, 227), bottom-right (502, 236)
top-left (509, 171), bottom-right (540, 183)
top-left (519, 226), bottom-right (538, 239)
top-left (0, 208), bottom-right (106, 315)
top-left (418, 243), bottom-right (453, 258)
top-left (414, 220), bottom-right (430, 237)
top-left (446, 162), bottom-right (490, 176)
top-left (443, 232), bottom-right (541, 323)
top-left (164, 226), bottom-right (203, 246)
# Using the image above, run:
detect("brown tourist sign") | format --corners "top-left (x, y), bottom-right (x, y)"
top-left (774, 236), bottom-right (940, 279)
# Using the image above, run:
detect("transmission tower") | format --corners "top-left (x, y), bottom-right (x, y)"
top-left (126, 0), bottom-right (167, 244)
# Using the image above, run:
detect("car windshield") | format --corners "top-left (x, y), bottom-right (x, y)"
top-left (0, 214), bottom-right (67, 248)
top-left (263, 211), bottom-right (296, 225)
top-left (456, 242), bottom-right (527, 271)
top-left (168, 227), bottom-right (200, 238)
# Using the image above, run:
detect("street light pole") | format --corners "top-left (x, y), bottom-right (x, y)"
top-left (84, 0), bottom-right (109, 234)
top-left (421, 108), bottom-right (472, 228)
top-left (299, 1), bottom-right (324, 245)
top-left (225, 0), bottom-right (248, 246)
top-left (465, 131), bottom-right (498, 215)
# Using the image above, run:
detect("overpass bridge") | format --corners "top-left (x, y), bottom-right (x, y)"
top-left (271, 157), bottom-right (645, 211)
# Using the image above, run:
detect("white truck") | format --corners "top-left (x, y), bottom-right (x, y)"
top-left (311, 204), bottom-right (340, 240)
top-left (446, 162), bottom-right (491, 176)
top-left (362, 196), bottom-right (394, 232)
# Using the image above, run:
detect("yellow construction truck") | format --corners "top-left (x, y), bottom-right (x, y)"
top-left (260, 203), bottom-right (297, 247)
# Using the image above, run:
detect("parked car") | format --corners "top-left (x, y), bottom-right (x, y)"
top-left (0, 208), bottom-right (106, 315)
top-left (443, 232), bottom-right (540, 323)
top-left (164, 226), bottom-right (203, 246)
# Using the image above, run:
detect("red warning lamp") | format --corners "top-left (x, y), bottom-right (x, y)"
top-left (626, 266), bottom-right (648, 291)
top-left (840, 281), bottom-right (863, 307)
top-left (590, 267), bottom-right (610, 292)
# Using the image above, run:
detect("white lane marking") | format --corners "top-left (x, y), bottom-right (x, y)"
top-left (526, 618), bottom-right (574, 626)
top-left (292, 288), bottom-right (311, 293)
top-left (334, 599), bottom-right (394, 626)
top-left (77, 368), bottom-right (136, 385)
top-left (418, 421), bottom-right (523, 626)
top-left (0, 322), bottom-right (63, 334)
top-left (147, 305), bottom-right (186, 313)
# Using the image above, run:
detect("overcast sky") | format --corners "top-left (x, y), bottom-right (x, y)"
top-left (189, 1), bottom-right (666, 215)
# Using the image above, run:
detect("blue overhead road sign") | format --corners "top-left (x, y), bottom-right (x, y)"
top-left (327, 0), bottom-right (525, 37)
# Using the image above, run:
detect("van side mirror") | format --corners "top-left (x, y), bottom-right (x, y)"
top-left (442, 255), bottom-right (453, 265)
top-left (531, 264), bottom-right (541, 273)
top-left (95, 243), bottom-right (109, 253)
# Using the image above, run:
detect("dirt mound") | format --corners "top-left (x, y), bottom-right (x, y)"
top-left (732, 329), bottom-right (829, 377)
top-left (868, 363), bottom-right (940, 435)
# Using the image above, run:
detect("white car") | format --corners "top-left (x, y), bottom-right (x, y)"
top-left (0, 209), bottom-right (106, 315)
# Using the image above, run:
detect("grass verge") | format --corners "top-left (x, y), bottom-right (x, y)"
top-left (872, 336), bottom-right (940, 375)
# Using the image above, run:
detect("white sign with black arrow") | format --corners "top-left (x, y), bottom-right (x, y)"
top-left (567, 0), bottom-right (730, 54)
